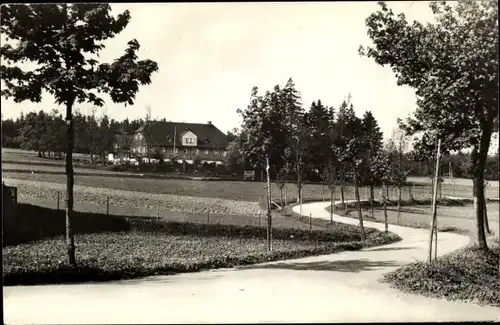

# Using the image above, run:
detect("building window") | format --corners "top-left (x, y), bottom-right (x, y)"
top-left (161, 148), bottom-right (165, 153)
top-left (196, 149), bottom-right (199, 155)
top-left (174, 148), bottom-right (178, 154)
top-left (185, 138), bottom-right (195, 144)
top-left (204, 149), bottom-right (208, 155)
top-left (184, 148), bottom-right (188, 154)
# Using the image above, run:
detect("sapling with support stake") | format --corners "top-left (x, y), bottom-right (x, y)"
top-left (428, 138), bottom-right (441, 262)
top-left (266, 156), bottom-right (273, 252)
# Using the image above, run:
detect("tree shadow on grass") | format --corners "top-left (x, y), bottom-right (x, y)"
top-left (243, 258), bottom-right (402, 273)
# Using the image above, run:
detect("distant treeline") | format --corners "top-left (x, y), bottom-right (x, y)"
top-left (2, 110), bottom-right (498, 181)
top-left (1, 110), bottom-right (145, 162)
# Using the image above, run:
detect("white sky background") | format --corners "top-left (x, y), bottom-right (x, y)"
top-left (1, 1), bottom-right (437, 139)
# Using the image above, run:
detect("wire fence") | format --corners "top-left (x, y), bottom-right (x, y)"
top-left (6, 180), bottom-right (499, 235)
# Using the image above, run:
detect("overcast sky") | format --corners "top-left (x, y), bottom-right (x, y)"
top-left (1, 1), bottom-right (437, 139)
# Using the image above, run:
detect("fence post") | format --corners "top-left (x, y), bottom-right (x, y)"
top-left (57, 191), bottom-right (60, 210)
top-left (106, 196), bottom-right (110, 215)
top-left (309, 213), bottom-right (312, 231)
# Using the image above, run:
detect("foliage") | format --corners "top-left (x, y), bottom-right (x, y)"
top-left (370, 149), bottom-right (392, 184)
top-left (361, 111), bottom-right (384, 186)
top-left (237, 78), bottom-right (304, 174)
top-left (304, 100), bottom-right (334, 175)
top-left (383, 242), bottom-right (500, 306)
top-left (359, 0), bottom-right (499, 248)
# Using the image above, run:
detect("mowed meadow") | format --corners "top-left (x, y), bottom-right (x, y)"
top-left (3, 148), bottom-right (499, 223)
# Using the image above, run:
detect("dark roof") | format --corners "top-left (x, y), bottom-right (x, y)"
top-left (136, 121), bottom-right (228, 148)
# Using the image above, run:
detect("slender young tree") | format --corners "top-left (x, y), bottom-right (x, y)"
top-left (275, 166), bottom-right (288, 208)
top-left (371, 150), bottom-right (392, 233)
top-left (390, 124), bottom-right (409, 225)
top-left (322, 161), bottom-right (337, 224)
top-left (362, 111), bottom-right (384, 217)
top-left (1, 4), bottom-right (159, 265)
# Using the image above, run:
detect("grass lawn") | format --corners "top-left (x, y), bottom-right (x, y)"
top-left (325, 199), bottom-right (499, 236)
top-left (3, 204), bottom-right (401, 285)
top-left (383, 238), bottom-right (500, 307)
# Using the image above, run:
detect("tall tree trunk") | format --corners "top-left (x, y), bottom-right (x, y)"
top-left (280, 188), bottom-right (284, 208)
top-left (472, 144), bottom-right (489, 250)
top-left (484, 200), bottom-right (491, 235)
top-left (266, 157), bottom-right (272, 252)
top-left (382, 183), bottom-right (388, 233)
top-left (353, 167), bottom-right (366, 241)
top-left (397, 185), bottom-right (402, 225)
top-left (386, 183), bottom-right (390, 201)
top-left (428, 140), bottom-right (441, 262)
top-left (340, 163), bottom-right (345, 204)
top-left (330, 187), bottom-right (334, 224)
top-left (370, 184), bottom-right (374, 219)
top-left (284, 186), bottom-right (287, 207)
top-left (65, 100), bottom-right (76, 266)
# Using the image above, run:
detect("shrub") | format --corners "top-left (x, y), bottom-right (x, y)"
top-left (383, 243), bottom-right (500, 306)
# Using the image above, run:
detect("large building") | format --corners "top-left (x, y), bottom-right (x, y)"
top-left (112, 120), bottom-right (229, 164)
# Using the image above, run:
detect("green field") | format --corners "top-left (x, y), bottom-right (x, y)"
top-left (3, 202), bottom-right (401, 285)
top-left (3, 148), bottom-right (499, 225)
top-left (330, 201), bottom-right (499, 236)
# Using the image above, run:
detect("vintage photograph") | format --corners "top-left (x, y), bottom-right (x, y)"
top-left (1, 1), bottom-right (499, 323)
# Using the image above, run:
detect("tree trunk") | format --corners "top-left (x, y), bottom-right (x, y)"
top-left (353, 167), bottom-right (366, 241)
top-left (284, 186), bottom-right (287, 207)
top-left (266, 157), bottom-right (272, 252)
top-left (386, 184), bottom-right (390, 201)
top-left (397, 185), bottom-right (402, 225)
top-left (330, 188), bottom-right (334, 224)
top-left (340, 163), bottom-right (345, 205)
top-left (65, 100), bottom-right (76, 266)
top-left (280, 188), bottom-right (284, 209)
top-left (484, 200), bottom-right (491, 235)
top-left (382, 183), bottom-right (388, 233)
top-left (299, 184), bottom-right (303, 218)
top-left (472, 144), bottom-right (489, 250)
top-left (370, 184), bottom-right (374, 219)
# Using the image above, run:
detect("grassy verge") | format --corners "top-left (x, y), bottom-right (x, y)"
top-left (382, 239), bottom-right (500, 307)
top-left (322, 199), bottom-right (488, 236)
top-left (3, 204), bottom-right (402, 285)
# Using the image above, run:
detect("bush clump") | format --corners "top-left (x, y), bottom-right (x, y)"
top-left (383, 242), bottom-right (500, 306)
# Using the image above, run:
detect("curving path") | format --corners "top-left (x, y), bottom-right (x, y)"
top-left (3, 201), bottom-right (499, 324)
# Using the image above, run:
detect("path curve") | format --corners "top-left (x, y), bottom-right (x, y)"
top-left (3, 201), bottom-right (499, 324)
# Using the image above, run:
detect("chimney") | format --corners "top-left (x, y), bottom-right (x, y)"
top-left (207, 121), bottom-right (212, 126)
